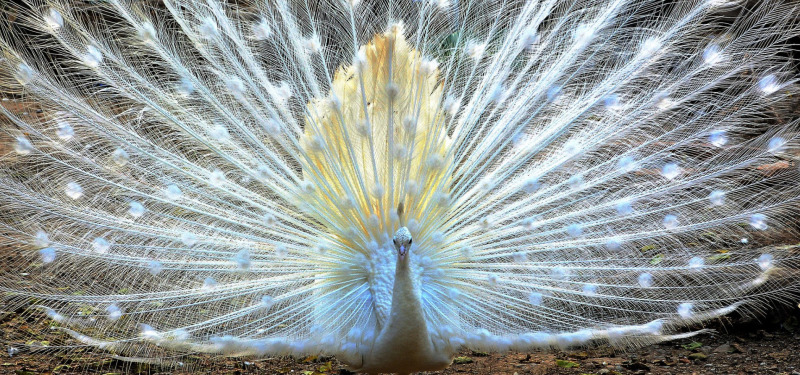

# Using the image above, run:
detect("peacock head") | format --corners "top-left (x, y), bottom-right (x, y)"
top-left (392, 226), bottom-right (412, 261)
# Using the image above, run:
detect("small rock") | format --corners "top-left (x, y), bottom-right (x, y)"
top-left (713, 344), bottom-right (731, 354)
top-left (453, 356), bottom-right (474, 365)
top-left (688, 353), bottom-right (707, 361)
top-left (570, 351), bottom-right (589, 360)
top-left (768, 351), bottom-right (789, 361)
top-left (653, 359), bottom-right (676, 366)
top-left (621, 361), bottom-right (650, 371)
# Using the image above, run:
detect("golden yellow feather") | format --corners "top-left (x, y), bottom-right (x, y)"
top-left (301, 29), bottom-right (451, 250)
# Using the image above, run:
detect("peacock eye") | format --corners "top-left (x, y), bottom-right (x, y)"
top-left (409, 239), bottom-right (412, 245)
top-left (393, 238), bottom-right (397, 245)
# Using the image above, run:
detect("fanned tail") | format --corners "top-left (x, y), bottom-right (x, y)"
top-left (421, 0), bottom-right (800, 350)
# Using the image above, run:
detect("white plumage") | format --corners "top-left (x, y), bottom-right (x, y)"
top-left (1, 0), bottom-right (799, 373)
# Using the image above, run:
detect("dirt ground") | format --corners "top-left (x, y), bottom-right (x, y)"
top-left (2, 306), bottom-right (800, 375)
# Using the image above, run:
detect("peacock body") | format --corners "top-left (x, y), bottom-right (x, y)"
top-left (1, 0), bottom-right (800, 373)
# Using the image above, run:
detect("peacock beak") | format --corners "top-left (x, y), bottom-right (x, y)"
top-left (399, 245), bottom-right (406, 257)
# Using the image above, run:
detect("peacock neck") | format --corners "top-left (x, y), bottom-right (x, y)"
top-left (362, 253), bottom-right (435, 371)
top-left (388, 256), bottom-right (428, 335)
